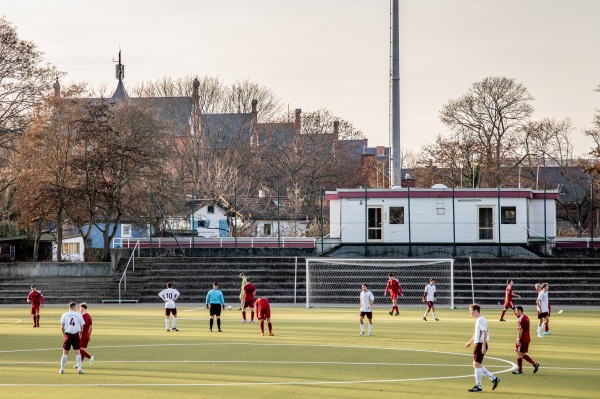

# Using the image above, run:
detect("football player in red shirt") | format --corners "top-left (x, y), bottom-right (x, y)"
top-left (79, 303), bottom-right (95, 368)
top-left (255, 297), bottom-right (273, 336)
top-left (499, 279), bottom-right (521, 321)
top-left (512, 306), bottom-right (539, 374)
top-left (242, 277), bottom-right (256, 323)
top-left (384, 273), bottom-right (403, 316)
top-left (26, 285), bottom-right (44, 327)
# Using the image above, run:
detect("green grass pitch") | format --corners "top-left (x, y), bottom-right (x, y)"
top-left (1, 304), bottom-right (599, 399)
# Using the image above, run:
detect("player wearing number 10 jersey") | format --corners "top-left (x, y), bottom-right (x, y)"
top-left (158, 282), bottom-right (180, 332)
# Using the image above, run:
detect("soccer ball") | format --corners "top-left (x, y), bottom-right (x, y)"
top-left (227, 305), bottom-right (232, 310)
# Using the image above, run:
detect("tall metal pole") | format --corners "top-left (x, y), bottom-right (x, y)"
top-left (234, 188), bottom-right (238, 255)
top-left (590, 182), bottom-right (594, 251)
top-left (390, 0), bottom-right (401, 187)
top-left (191, 187), bottom-right (195, 256)
top-left (320, 187), bottom-right (324, 255)
top-left (364, 185), bottom-right (368, 257)
top-left (497, 186), bottom-right (502, 258)
top-left (149, 192), bottom-right (153, 257)
top-left (452, 186), bottom-right (456, 257)
top-left (277, 187), bottom-right (281, 256)
top-left (407, 186), bottom-right (412, 257)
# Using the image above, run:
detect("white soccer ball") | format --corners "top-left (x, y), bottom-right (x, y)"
top-left (227, 305), bottom-right (232, 310)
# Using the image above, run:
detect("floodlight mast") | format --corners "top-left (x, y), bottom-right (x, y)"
top-left (390, 0), bottom-right (401, 188)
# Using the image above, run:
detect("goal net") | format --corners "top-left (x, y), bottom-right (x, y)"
top-left (306, 258), bottom-right (454, 309)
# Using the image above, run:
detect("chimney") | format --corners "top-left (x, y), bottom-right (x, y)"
top-left (376, 146), bottom-right (385, 156)
top-left (53, 78), bottom-right (60, 97)
top-left (251, 99), bottom-right (258, 147)
top-left (333, 120), bottom-right (339, 140)
top-left (294, 108), bottom-right (302, 129)
top-left (192, 77), bottom-right (199, 99)
top-left (401, 173), bottom-right (416, 188)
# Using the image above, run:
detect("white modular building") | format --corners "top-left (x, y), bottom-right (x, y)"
top-left (326, 187), bottom-right (558, 245)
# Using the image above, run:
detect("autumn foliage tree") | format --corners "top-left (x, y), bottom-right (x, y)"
top-left (69, 99), bottom-right (174, 261)
top-left (13, 95), bottom-right (82, 260)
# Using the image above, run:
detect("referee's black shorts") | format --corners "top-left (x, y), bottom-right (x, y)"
top-left (209, 303), bottom-right (222, 316)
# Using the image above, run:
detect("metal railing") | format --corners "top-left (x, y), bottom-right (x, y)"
top-left (113, 236), bottom-right (316, 249)
top-left (118, 240), bottom-right (140, 303)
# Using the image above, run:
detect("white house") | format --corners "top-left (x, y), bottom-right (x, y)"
top-left (189, 204), bottom-right (230, 237)
top-left (52, 236), bottom-right (85, 261)
top-left (187, 194), bottom-right (310, 238)
top-left (326, 187), bottom-right (558, 244)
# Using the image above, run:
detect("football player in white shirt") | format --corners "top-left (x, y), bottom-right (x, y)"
top-left (59, 302), bottom-right (86, 374)
top-left (536, 283), bottom-right (550, 338)
top-left (422, 278), bottom-right (439, 321)
top-left (465, 304), bottom-right (500, 392)
top-left (159, 282), bottom-right (181, 331)
top-left (358, 283), bottom-right (375, 336)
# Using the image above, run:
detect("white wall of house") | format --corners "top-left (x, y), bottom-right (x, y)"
top-left (52, 237), bottom-right (85, 262)
top-left (327, 188), bottom-right (557, 244)
top-left (528, 194), bottom-right (557, 239)
top-left (255, 219), bottom-right (309, 237)
top-left (190, 204), bottom-right (229, 237)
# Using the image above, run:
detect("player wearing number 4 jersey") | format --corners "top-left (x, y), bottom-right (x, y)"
top-left (159, 282), bottom-right (180, 331)
top-left (422, 278), bottom-right (439, 321)
top-left (59, 302), bottom-right (86, 374)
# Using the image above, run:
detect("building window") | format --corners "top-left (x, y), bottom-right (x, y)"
top-left (264, 223), bottom-right (272, 236)
top-left (62, 243), bottom-right (80, 255)
top-left (478, 207), bottom-right (494, 240)
top-left (207, 205), bottom-right (215, 214)
top-left (501, 207), bottom-right (517, 224)
top-left (389, 207), bottom-right (404, 224)
top-left (121, 224), bottom-right (132, 238)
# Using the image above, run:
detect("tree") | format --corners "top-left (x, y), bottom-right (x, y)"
top-left (440, 76), bottom-right (534, 187)
top-left (256, 108), bottom-right (366, 218)
top-left (0, 17), bottom-right (61, 174)
top-left (69, 99), bottom-right (175, 261)
top-left (13, 94), bottom-right (82, 261)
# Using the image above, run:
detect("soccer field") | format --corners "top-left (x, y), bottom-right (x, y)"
top-left (1, 305), bottom-right (599, 399)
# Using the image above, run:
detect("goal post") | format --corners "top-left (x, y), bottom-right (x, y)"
top-left (305, 258), bottom-right (454, 309)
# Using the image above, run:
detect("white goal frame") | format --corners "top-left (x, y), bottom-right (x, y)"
top-left (305, 258), bottom-right (454, 309)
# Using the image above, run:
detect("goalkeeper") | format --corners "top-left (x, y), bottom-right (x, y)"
top-left (238, 273), bottom-right (247, 310)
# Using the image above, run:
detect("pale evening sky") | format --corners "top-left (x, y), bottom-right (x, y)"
top-left (3, 0), bottom-right (600, 158)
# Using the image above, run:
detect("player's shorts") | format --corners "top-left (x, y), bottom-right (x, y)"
top-left (360, 311), bottom-right (373, 319)
top-left (538, 312), bottom-right (548, 319)
top-left (80, 334), bottom-right (91, 348)
top-left (165, 307), bottom-right (177, 317)
top-left (30, 305), bottom-right (40, 315)
top-left (503, 301), bottom-right (514, 309)
top-left (516, 341), bottom-right (529, 353)
top-left (209, 303), bottom-right (222, 316)
top-left (257, 307), bottom-right (271, 320)
top-left (243, 300), bottom-right (255, 308)
top-left (427, 301), bottom-right (435, 309)
top-left (389, 292), bottom-right (399, 300)
top-left (63, 333), bottom-right (81, 351)
top-left (473, 343), bottom-right (488, 363)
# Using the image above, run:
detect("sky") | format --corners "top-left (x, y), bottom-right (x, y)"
top-left (3, 0), bottom-right (600, 157)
